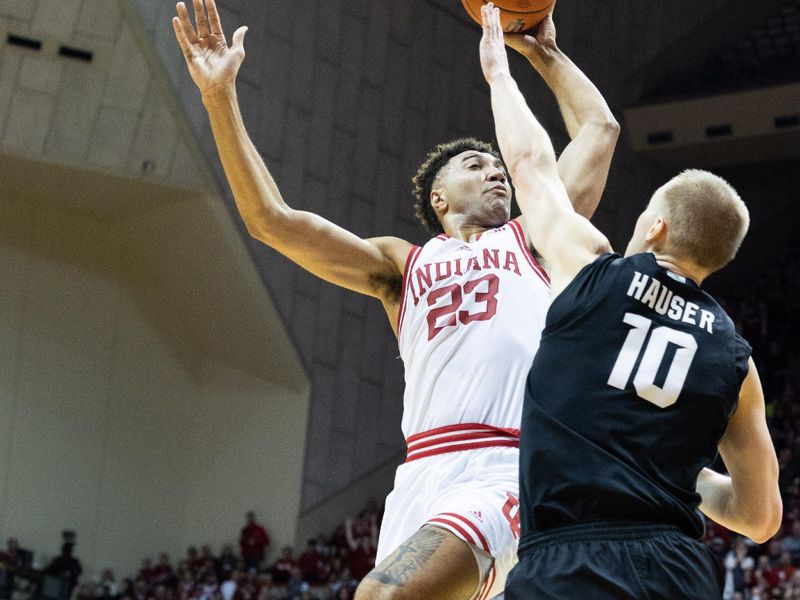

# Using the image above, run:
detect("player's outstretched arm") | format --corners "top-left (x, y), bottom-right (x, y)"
top-left (696, 359), bottom-right (782, 543)
top-left (505, 11), bottom-right (619, 219)
top-left (173, 0), bottom-right (410, 305)
top-left (480, 4), bottom-right (610, 296)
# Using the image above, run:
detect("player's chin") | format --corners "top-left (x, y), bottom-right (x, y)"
top-left (486, 205), bottom-right (511, 228)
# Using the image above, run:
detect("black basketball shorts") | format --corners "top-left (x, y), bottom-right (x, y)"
top-left (506, 521), bottom-right (724, 600)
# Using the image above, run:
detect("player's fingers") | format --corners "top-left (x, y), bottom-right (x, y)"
top-left (192, 0), bottom-right (210, 37)
top-left (176, 2), bottom-right (198, 43)
top-left (172, 16), bottom-right (193, 55)
top-left (481, 4), bottom-right (501, 40)
top-left (491, 6), bottom-right (503, 37)
top-left (206, 0), bottom-right (224, 35)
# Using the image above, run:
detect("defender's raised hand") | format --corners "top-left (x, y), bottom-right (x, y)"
top-left (173, 0), bottom-right (247, 98)
top-left (480, 3), bottom-right (511, 83)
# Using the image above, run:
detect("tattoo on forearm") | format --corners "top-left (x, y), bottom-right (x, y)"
top-left (366, 528), bottom-right (447, 586)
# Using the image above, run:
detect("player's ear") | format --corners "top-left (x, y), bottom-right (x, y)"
top-left (645, 217), bottom-right (667, 243)
top-left (431, 189), bottom-right (447, 215)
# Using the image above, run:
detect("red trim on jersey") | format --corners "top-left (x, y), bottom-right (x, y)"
top-left (407, 439), bottom-right (519, 463)
top-left (427, 517), bottom-right (477, 547)
top-left (405, 424), bottom-right (519, 463)
top-left (439, 512), bottom-right (491, 553)
top-left (406, 422), bottom-right (520, 443)
top-left (508, 219), bottom-right (550, 286)
top-left (478, 565), bottom-right (496, 600)
top-left (409, 431), bottom-right (513, 452)
top-left (436, 234), bottom-right (449, 241)
top-left (397, 245), bottom-right (423, 335)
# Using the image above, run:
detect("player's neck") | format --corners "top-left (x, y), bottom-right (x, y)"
top-left (443, 217), bottom-right (494, 242)
top-left (653, 254), bottom-right (706, 286)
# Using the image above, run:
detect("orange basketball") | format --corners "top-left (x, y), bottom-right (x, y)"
top-left (461, 0), bottom-right (554, 33)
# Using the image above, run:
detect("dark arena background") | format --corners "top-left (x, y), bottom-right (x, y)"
top-left (0, 0), bottom-right (798, 598)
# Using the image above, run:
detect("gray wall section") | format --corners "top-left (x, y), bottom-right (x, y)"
top-left (131, 0), bottom-right (734, 511)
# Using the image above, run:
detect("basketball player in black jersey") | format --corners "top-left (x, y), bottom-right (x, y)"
top-left (478, 5), bottom-right (782, 598)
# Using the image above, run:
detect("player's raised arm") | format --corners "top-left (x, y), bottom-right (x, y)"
top-left (172, 0), bottom-right (410, 306)
top-left (505, 10), bottom-right (619, 219)
top-left (696, 359), bottom-right (782, 543)
top-left (479, 4), bottom-right (610, 295)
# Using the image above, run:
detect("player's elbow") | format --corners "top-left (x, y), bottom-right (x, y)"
top-left (737, 488), bottom-right (783, 543)
top-left (243, 206), bottom-right (290, 246)
top-left (747, 496), bottom-right (783, 543)
top-left (600, 117), bottom-right (621, 139)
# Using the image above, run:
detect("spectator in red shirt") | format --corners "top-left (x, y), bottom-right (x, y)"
top-left (297, 540), bottom-right (325, 584)
top-left (344, 516), bottom-right (377, 581)
top-left (239, 512), bottom-right (270, 571)
top-left (768, 551), bottom-right (796, 590)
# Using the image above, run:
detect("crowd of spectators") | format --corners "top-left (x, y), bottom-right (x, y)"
top-left (707, 248), bottom-right (800, 599)
top-left (53, 508), bottom-right (381, 600)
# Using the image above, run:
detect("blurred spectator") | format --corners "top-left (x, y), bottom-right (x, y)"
top-left (94, 569), bottom-right (117, 599)
top-left (269, 548), bottom-right (295, 586)
top-left (723, 538), bottom-right (754, 599)
top-left (0, 538), bottom-right (21, 567)
top-left (186, 548), bottom-right (204, 577)
top-left (216, 545), bottom-right (237, 582)
top-left (297, 541), bottom-right (325, 585)
top-left (153, 553), bottom-right (175, 588)
top-left (784, 520), bottom-right (800, 562)
top-left (282, 568), bottom-right (307, 600)
top-left (47, 543), bottom-right (83, 600)
top-left (240, 513), bottom-right (270, 572)
top-left (344, 517), bottom-right (376, 582)
top-left (198, 546), bottom-right (215, 578)
top-left (220, 569), bottom-right (240, 600)
top-left (138, 559), bottom-right (155, 586)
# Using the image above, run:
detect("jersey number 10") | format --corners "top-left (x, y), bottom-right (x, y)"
top-left (607, 313), bottom-right (698, 408)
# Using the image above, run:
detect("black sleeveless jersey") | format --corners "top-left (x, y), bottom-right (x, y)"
top-left (520, 253), bottom-right (751, 538)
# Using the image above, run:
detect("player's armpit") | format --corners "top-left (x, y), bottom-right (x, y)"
top-left (713, 359), bottom-right (782, 542)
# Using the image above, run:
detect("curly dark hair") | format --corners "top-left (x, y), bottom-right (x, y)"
top-left (412, 138), bottom-right (502, 236)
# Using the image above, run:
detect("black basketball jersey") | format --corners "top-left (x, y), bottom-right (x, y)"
top-left (519, 252), bottom-right (751, 538)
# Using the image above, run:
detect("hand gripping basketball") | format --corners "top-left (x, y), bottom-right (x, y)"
top-left (463, 0), bottom-right (555, 33)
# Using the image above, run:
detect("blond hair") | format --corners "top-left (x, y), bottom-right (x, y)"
top-left (658, 169), bottom-right (750, 272)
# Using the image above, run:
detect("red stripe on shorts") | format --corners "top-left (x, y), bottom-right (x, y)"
top-left (427, 517), bottom-right (477, 547)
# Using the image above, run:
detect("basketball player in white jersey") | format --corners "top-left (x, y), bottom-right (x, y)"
top-left (173, 1), bottom-right (618, 598)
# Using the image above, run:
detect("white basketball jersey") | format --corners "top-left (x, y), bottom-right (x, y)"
top-left (397, 219), bottom-right (551, 441)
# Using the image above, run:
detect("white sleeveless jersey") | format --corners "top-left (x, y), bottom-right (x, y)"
top-left (397, 219), bottom-right (551, 443)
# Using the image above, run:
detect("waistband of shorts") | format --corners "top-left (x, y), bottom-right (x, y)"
top-left (519, 521), bottom-right (685, 555)
top-left (405, 423), bottom-right (519, 463)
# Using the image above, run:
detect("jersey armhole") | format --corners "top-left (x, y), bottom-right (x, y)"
top-left (397, 245), bottom-right (423, 336)
top-left (508, 219), bottom-right (550, 286)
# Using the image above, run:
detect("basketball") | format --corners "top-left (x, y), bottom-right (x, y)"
top-left (461, 0), bottom-right (554, 32)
